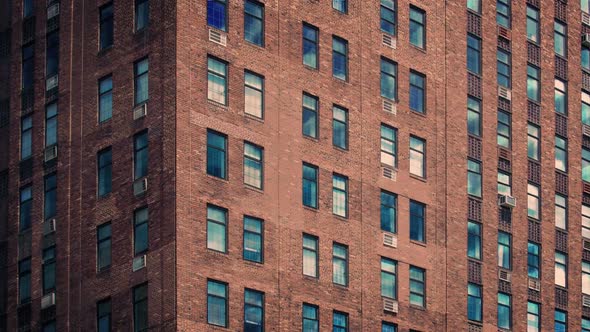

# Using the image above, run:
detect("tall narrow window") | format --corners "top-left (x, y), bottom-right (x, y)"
top-left (99, 76), bottom-right (113, 122)
top-left (526, 6), bottom-right (540, 43)
top-left (207, 56), bottom-right (227, 105)
top-left (134, 0), bottom-right (149, 31)
top-left (467, 283), bottom-right (482, 322)
top-left (44, 173), bottom-right (57, 220)
top-left (467, 97), bottom-right (481, 136)
top-left (18, 258), bottom-right (31, 304)
top-left (333, 0), bottom-right (347, 13)
top-left (132, 284), bottom-right (148, 332)
top-left (467, 221), bottom-right (481, 260)
top-left (45, 102), bottom-right (58, 148)
top-left (584, 318), bottom-right (590, 332)
top-left (527, 124), bottom-right (540, 160)
top-left (584, 204), bottom-right (590, 239)
top-left (410, 136), bottom-right (426, 177)
top-left (134, 131), bottom-right (148, 180)
top-left (22, 44), bottom-right (34, 90)
top-left (244, 0), bottom-right (264, 46)
top-left (380, 124), bottom-right (397, 167)
top-left (134, 207), bottom-right (149, 255)
top-left (583, 93), bottom-right (590, 125)
top-left (23, 0), bottom-right (33, 18)
top-left (302, 163), bottom-right (318, 209)
top-left (409, 6), bottom-right (425, 49)
top-left (555, 252), bottom-right (567, 287)
top-left (497, 171), bottom-right (511, 196)
top-left (333, 311), bottom-right (348, 332)
top-left (584, 148), bottom-right (590, 182)
top-left (244, 289), bottom-right (264, 331)
top-left (554, 21), bottom-right (567, 57)
top-left (332, 36), bottom-right (348, 80)
top-left (134, 58), bottom-right (149, 105)
top-left (207, 204), bottom-right (227, 253)
top-left (380, 58), bottom-right (397, 100)
top-left (497, 293), bottom-right (511, 329)
top-left (381, 190), bottom-right (397, 233)
top-left (244, 71), bottom-right (264, 118)
top-left (97, 298), bottom-right (112, 332)
top-left (21, 115), bottom-right (32, 160)
top-left (380, 0), bottom-right (396, 35)
top-left (206, 130), bottom-right (227, 179)
top-left (409, 266), bottom-right (425, 307)
top-left (467, 35), bottom-right (481, 75)
top-left (207, 0), bottom-right (227, 31)
top-left (496, 0), bottom-right (510, 27)
top-left (555, 79), bottom-right (567, 114)
top-left (528, 183), bottom-right (540, 219)
top-left (302, 304), bottom-right (319, 332)
top-left (332, 243), bottom-right (348, 286)
top-left (243, 216), bottom-right (263, 263)
top-left (555, 310), bottom-right (567, 331)
top-left (302, 23), bottom-right (319, 69)
top-left (497, 49), bottom-right (511, 88)
top-left (302, 93), bottom-right (319, 138)
top-left (332, 106), bottom-right (348, 149)
top-left (555, 136), bottom-right (567, 172)
top-left (207, 280), bottom-right (228, 327)
top-left (410, 200), bottom-right (425, 243)
top-left (97, 223), bottom-right (111, 271)
top-left (20, 186), bottom-right (32, 231)
top-left (584, 46), bottom-right (590, 71)
top-left (555, 194), bottom-right (567, 230)
top-left (467, 160), bottom-right (482, 197)
top-left (528, 242), bottom-right (540, 279)
top-left (583, 261), bottom-right (590, 295)
top-left (98, 148), bottom-right (112, 197)
top-left (467, 0), bottom-right (481, 13)
top-left (99, 3), bottom-right (114, 50)
top-left (42, 246), bottom-right (56, 293)
top-left (409, 71), bottom-right (425, 113)
top-left (527, 302), bottom-right (540, 332)
top-left (498, 232), bottom-right (511, 270)
top-left (332, 174), bottom-right (348, 217)
top-left (497, 111), bottom-right (511, 148)
top-left (303, 234), bottom-right (319, 278)
top-left (244, 142), bottom-right (263, 189)
top-left (584, 0), bottom-right (590, 14)
top-left (46, 31), bottom-right (59, 79)
top-left (527, 65), bottom-right (540, 102)
top-left (381, 257), bottom-right (397, 299)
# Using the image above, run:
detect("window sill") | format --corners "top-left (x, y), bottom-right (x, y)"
top-left (244, 40), bottom-right (266, 50)
top-left (409, 109), bottom-right (427, 118)
top-left (410, 239), bottom-right (427, 247)
top-left (97, 45), bottom-right (113, 57)
top-left (244, 184), bottom-right (264, 194)
top-left (244, 113), bottom-right (264, 123)
top-left (207, 100), bottom-right (229, 110)
top-left (303, 64), bottom-right (319, 72)
top-left (207, 248), bottom-right (229, 256)
top-left (205, 173), bottom-right (229, 183)
top-left (243, 259), bottom-right (264, 267)
top-left (333, 145), bottom-right (349, 153)
top-left (302, 275), bottom-right (320, 282)
top-left (333, 283), bottom-right (349, 291)
top-left (409, 44), bottom-right (426, 54)
top-left (333, 214), bottom-right (348, 222)
top-left (302, 135), bottom-right (319, 143)
top-left (409, 174), bottom-right (427, 183)
top-left (409, 304), bottom-right (426, 311)
top-left (96, 267), bottom-right (111, 277)
top-left (302, 205), bottom-right (319, 213)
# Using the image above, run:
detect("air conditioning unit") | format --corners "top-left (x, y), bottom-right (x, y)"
top-left (43, 218), bottom-right (56, 235)
top-left (46, 74), bottom-right (58, 91)
top-left (583, 295), bottom-right (590, 308)
top-left (584, 124), bottom-right (590, 137)
top-left (209, 28), bottom-right (227, 46)
top-left (383, 298), bottom-right (399, 314)
top-left (133, 103), bottom-right (147, 120)
top-left (583, 12), bottom-right (590, 26)
top-left (498, 195), bottom-right (516, 209)
top-left (47, 3), bottom-right (59, 19)
top-left (584, 239), bottom-right (590, 251)
top-left (382, 167), bottom-right (397, 182)
top-left (528, 278), bottom-right (540, 291)
top-left (44, 145), bottom-right (58, 162)
top-left (498, 85), bottom-right (512, 101)
top-left (132, 255), bottom-right (147, 272)
top-left (497, 26), bottom-right (511, 40)
top-left (584, 34), bottom-right (590, 47)
top-left (498, 269), bottom-right (511, 282)
top-left (133, 178), bottom-right (148, 196)
top-left (383, 232), bottom-right (398, 248)
top-left (382, 34), bottom-right (397, 49)
top-left (382, 99), bottom-right (397, 115)
top-left (41, 292), bottom-right (56, 309)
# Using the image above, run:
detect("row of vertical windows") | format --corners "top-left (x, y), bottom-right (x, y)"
top-left (98, 0), bottom-right (149, 51)
top-left (206, 279), bottom-right (266, 330)
top-left (207, 0), bottom-right (264, 48)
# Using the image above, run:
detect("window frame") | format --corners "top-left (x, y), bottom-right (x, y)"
top-left (555, 251), bottom-right (568, 288)
top-left (380, 190), bottom-right (397, 233)
top-left (380, 0), bottom-right (397, 35)
top-left (133, 283), bottom-right (149, 332)
top-left (527, 65), bottom-right (540, 102)
top-left (45, 102), bottom-right (58, 147)
top-left (467, 159), bottom-right (482, 198)
top-left (303, 233), bottom-right (319, 278)
top-left (409, 5), bottom-right (425, 49)
top-left (409, 135), bottom-right (426, 178)
top-left (332, 35), bottom-right (348, 81)
top-left (97, 147), bottom-right (112, 197)
top-left (42, 246), bottom-right (56, 294)
top-left (409, 200), bottom-right (426, 243)
top-left (467, 283), bottom-right (482, 322)
top-left (97, 298), bottom-right (112, 332)
top-left (332, 173), bottom-right (348, 218)
top-left (133, 57), bottom-right (149, 106)
top-left (409, 265), bottom-right (426, 308)
top-left (133, 206), bottom-right (149, 256)
top-left (244, 70), bottom-right (264, 119)
top-left (528, 241), bottom-right (540, 279)
top-left (302, 163), bottom-right (319, 209)
top-left (44, 173), bottom-right (57, 220)
top-left (206, 129), bottom-right (228, 179)
top-left (554, 78), bottom-right (567, 115)
top-left (98, 75), bottom-right (113, 123)
top-left (467, 34), bottom-right (481, 75)
top-left (498, 231), bottom-right (511, 270)
top-left (134, 0), bottom-right (149, 32)
top-left (207, 0), bottom-right (227, 32)
top-left (528, 183), bottom-right (540, 220)
top-left (302, 303), bottom-right (319, 332)
top-left (207, 56), bottom-right (228, 105)
top-left (99, 3), bottom-right (114, 50)
top-left (497, 292), bottom-right (512, 330)
top-left (467, 97), bottom-right (481, 137)
top-left (332, 105), bottom-right (349, 150)
top-left (206, 204), bottom-right (228, 253)
top-left (380, 257), bottom-right (397, 299)
top-left (409, 70), bottom-right (426, 114)
top-left (302, 92), bottom-right (319, 139)
top-left (527, 123), bottom-right (540, 161)
top-left (496, 0), bottom-right (511, 28)
top-left (207, 279), bottom-right (228, 327)
top-left (554, 20), bottom-right (567, 58)
top-left (332, 242), bottom-right (349, 286)
top-left (244, 0), bottom-right (265, 46)
top-left (302, 23), bottom-right (319, 69)
top-left (243, 216), bottom-right (264, 263)
top-left (333, 310), bottom-right (349, 332)
top-left (18, 257), bottom-right (31, 304)
top-left (380, 123), bottom-right (397, 168)
top-left (97, 222), bottom-right (112, 271)
top-left (133, 130), bottom-right (149, 180)
top-left (467, 221), bottom-right (482, 260)
top-left (496, 48), bottom-right (511, 88)
top-left (244, 288), bottom-right (265, 331)
top-left (380, 57), bottom-right (397, 100)
top-left (526, 6), bottom-right (540, 43)
top-left (243, 141), bottom-right (264, 189)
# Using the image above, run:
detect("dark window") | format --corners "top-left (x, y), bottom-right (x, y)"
top-left (207, 204), bottom-right (228, 253)
top-left (467, 221), bottom-right (481, 260)
top-left (207, 280), bottom-right (228, 327)
top-left (496, 0), bottom-right (510, 28)
top-left (18, 257), bottom-right (31, 304)
top-left (467, 159), bottom-right (482, 197)
top-left (302, 163), bottom-right (318, 209)
top-left (22, 44), bottom-right (34, 89)
top-left (42, 321), bottom-right (56, 332)
top-left (46, 31), bottom-right (59, 78)
top-left (332, 243), bottom-right (348, 286)
top-left (98, 148), bottom-right (112, 197)
top-left (97, 298), bottom-right (112, 332)
top-left (467, 97), bottom-right (481, 136)
top-left (302, 23), bottom-right (319, 69)
top-left (332, 105), bottom-right (348, 149)
top-left (45, 102), bottom-right (58, 147)
top-left (206, 130), bottom-right (227, 179)
top-left (244, 1), bottom-right (264, 46)
top-left (244, 142), bottom-right (263, 189)
top-left (467, 34), bottom-right (481, 74)
top-left (133, 283), bottom-right (148, 332)
top-left (527, 65), bottom-right (540, 102)
top-left (19, 186), bottom-right (32, 231)
top-left (244, 71), bottom-right (264, 118)
top-left (244, 289), bottom-right (264, 332)
top-left (382, 322), bottom-right (397, 332)
top-left (243, 216), bottom-right (263, 263)
top-left (23, 0), bottom-right (33, 18)
top-left (380, 0), bottom-right (396, 35)
top-left (333, 0), bottom-right (347, 13)
top-left (44, 173), bottom-right (57, 220)
top-left (380, 190), bottom-right (397, 233)
top-left (555, 310), bottom-right (567, 331)
top-left (380, 57), bottom-right (397, 100)
top-left (554, 79), bottom-right (567, 114)
top-left (583, 46), bottom-right (590, 70)
top-left (42, 246), bottom-right (56, 293)
top-left (528, 242), bottom-right (540, 279)
top-left (135, 0), bottom-right (149, 31)
top-left (97, 223), bottom-right (111, 271)
top-left (497, 110), bottom-right (511, 148)
top-left (21, 115), bottom-right (32, 160)
top-left (134, 58), bottom-right (149, 105)
top-left (134, 131), bottom-right (149, 180)
top-left (332, 36), bottom-right (348, 81)
top-left (303, 234), bottom-right (319, 278)
top-left (134, 207), bottom-right (149, 255)
top-left (410, 200), bottom-right (425, 242)
top-left (99, 3), bottom-right (114, 50)
top-left (207, 0), bottom-right (227, 31)
top-left (99, 76), bottom-right (113, 122)
top-left (409, 6), bottom-right (425, 49)
top-left (302, 303), bottom-right (319, 332)
top-left (497, 49), bottom-right (511, 88)
top-left (468, 283), bottom-right (482, 321)
top-left (409, 71), bottom-right (425, 113)
top-left (333, 311), bottom-right (348, 332)
top-left (497, 293), bottom-right (511, 329)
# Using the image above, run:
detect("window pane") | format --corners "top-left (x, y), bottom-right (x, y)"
top-left (207, 0), bottom-right (227, 31)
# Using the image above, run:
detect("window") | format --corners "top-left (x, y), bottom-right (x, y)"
top-left (134, 131), bottom-right (148, 180)
top-left (135, 0), bottom-right (149, 31)
top-left (22, 44), bottom-right (34, 90)
top-left (497, 49), bottom-right (511, 88)
top-left (380, 58), bottom-right (397, 100)
top-left (584, 205), bottom-right (590, 239)
top-left (42, 246), bottom-right (56, 293)
top-left (244, 0), bottom-right (264, 46)
top-left (380, 0), bottom-right (397, 35)
top-left (467, 221), bottom-right (481, 260)
top-left (584, 0), bottom-right (590, 13)
top-left (302, 304), bottom-right (319, 332)
top-left (527, 124), bottom-right (540, 160)
top-left (410, 200), bottom-right (425, 243)
top-left (528, 242), bottom-right (540, 279)
top-left (555, 252), bottom-right (567, 288)
top-left (207, 56), bottom-right (228, 105)
top-left (409, 6), bottom-right (425, 48)
top-left (302, 93), bottom-right (319, 139)
top-left (528, 183), bottom-right (540, 219)
top-left (243, 216), bottom-right (263, 263)
top-left (380, 190), bottom-right (397, 233)
top-left (381, 257), bottom-right (397, 299)
top-left (583, 261), bottom-right (590, 294)
top-left (380, 124), bottom-right (397, 167)
top-left (44, 173), bottom-right (57, 220)
top-left (46, 31), bottom-right (59, 78)
top-left (585, 148), bottom-right (590, 182)
top-left (134, 207), bottom-right (149, 255)
top-left (134, 58), bottom-right (149, 105)
top-left (333, 311), bottom-right (348, 332)
top-left (99, 3), bottom-right (114, 50)
top-left (555, 79), bottom-right (567, 115)
top-left (23, 0), bottom-right (33, 18)
top-left (97, 298), bottom-right (112, 332)
top-left (19, 186), bottom-right (32, 231)
top-left (45, 102), bottom-right (57, 147)
top-left (467, 160), bottom-right (482, 197)
top-left (332, 174), bottom-right (348, 217)
top-left (302, 23), bottom-right (319, 69)
top-left (584, 93), bottom-right (590, 125)
top-left (244, 289), bottom-right (264, 331)
top-left (409, 71), bottom-right (425, 113)
top-left (302, 163), bottom-right (318, 209)
top-left (555, 194), bottom-right (567, 230)
top-left (467, 0), bottom-right (481, 13)
top-left (467, 283), bottom-right (482, 322)
top-left (467, 97), bottom-right (481, 136)
top-left (409, 136), bottom-right (426, 177)
top-left (244, 142), bottom-right (263, 189)
top-left (584, 46), bottom-right (590, 71)
top-left (409, 266), bottom-right (425, 307)
top-left (467, 35), bottom-right (481, 75)
top-left (527, 65), bottom-right (540, 102)
top-left (584, 317), bottom-right (590, 332)
top-left (382, 322), bottom-right (397, 332)
top-left (206, 130), bottom-right (227, 179)
top-left (496, 111), bottom-right (511, 149)
top-left (332, 106), bottom-right (348, 149)
top-left (98, 76), bottom-right (113, 122)
top-left (207, 204), bottom-right (227, 253)
top-left (497, 232), bottom-right (511, 269)
top-left (21, 115), bottom-right (32, 160)
top-left (497, 293), bottom-right (511, 329)
top-left (554, 21), bottom-right (567, 57)
top-left (207, 0), bottom-right (227, 31)
top-left (42, 321), bottom-right (55, 332)
top-left (332, 243), bottom-right (348, 286)
top-left (207, 280), bottom-right (228, 327)
top-left (97, 223), bottom-right (111, 271)
top-left (496, 0), bottom-right (510, 27)
top-left (555, 310), bottom-right (567, 331)
top-left (244, 71), bottom-right (264, 118)
top-left (332, 36), bottom-right (348, 80)
top-left (554, 136), bottom-right (568, 172)
top-left (527, 302), bottom-right (540, 332)
top-left (333, 0), bottom-right (347, 13)
top-left (303, 234), bottom-right (319, 278)
top-left (527, 6), bottom-right (540, 43)
top-left (132, 283), bottom-right (148, 332)
top-left (98, 148), bottom-right (112, 197)
top-left (497, 171), bottom-right (511, 196)
top-left (18, 258), bottom-right (31, 304)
